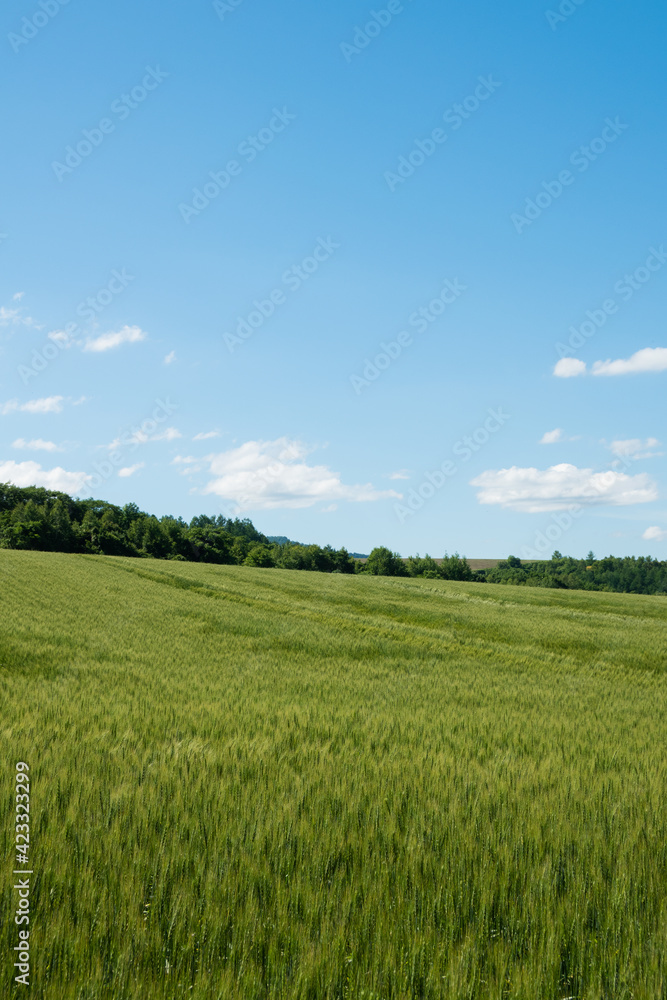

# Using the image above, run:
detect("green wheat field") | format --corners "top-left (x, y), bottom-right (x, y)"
top-left (1, 550), bottom-right (666, 1000)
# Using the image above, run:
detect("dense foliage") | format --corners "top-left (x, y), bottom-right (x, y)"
top-left (479, 551), bottom-right (667, 596)
top-left (365, 547), bottom-right (475, 581)
top-left (0, 483), bottom-right (356, 574)
top-left (2, 483), bottom-right (665, 594)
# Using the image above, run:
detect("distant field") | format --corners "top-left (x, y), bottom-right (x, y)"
top-left (354, 558), bottom-right (505, 569)
top-left (1, 551), bottom-right (666, 999)
top-left (356, 560), bottom-right (543, 570)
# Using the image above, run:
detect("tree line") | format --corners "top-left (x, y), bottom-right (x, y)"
top-left (1, 483), bottom-right (665, 595)
top-left (479, 552), bottom-right (667, 596)
top-left (0, 484), bottom-right (356, 572)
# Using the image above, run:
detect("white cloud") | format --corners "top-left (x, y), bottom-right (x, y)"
top-left (643, 526), bottom-right (667, 542)
top-left (164, 351), bottom-right (176, 365)
top-left (118, 463), bottom-right (145, 478)
top-left (152, 427), bottom-right (182, 442)
top-left (540, 428), bottom-right (563, 444)
top-left (0, 307), bottom-right (20, 326)
top-left (0, 460), bottom-right (90, 494)
top-left (554, 358), bottom-right (587, 378)
top-left (554, 348), bottom-right (667, 379)
top-left (592, 347), bottom-right (667, 377)
top-left (107, 432), bottom-right (145, 450)
top-left (389, 469), bottom-right (411, 480)
top-left (193, 430), bottom-right (220, 441)
top-left (83, 325), bottom-right (147, 353)
top-left (470, 463), bottom-right (658, 513)
top-left (22, 396), bottom-right (65, 414)
top-left (107, 427), bottom-right (182, 450)
top-left (608, 437), bottom-right (661, 460)
top-left (201, 437), bottom-right (402, 510)
top-left (1, 396), bottom-right (64, 415)
top-left (12, 438), bottom-right (63, 452)
top-left (48, 328), bottom-right (76, 349)
top-left (0, 301), bottom-right (38, 329)
top-left (172, 455), bottom-right (203, 474)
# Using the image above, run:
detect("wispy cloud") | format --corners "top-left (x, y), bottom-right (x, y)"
top-left (471, 463), bottom-right (657, 512)
top-left (83, 325), bottom-right (147, 353)
top-left (389, 469), bottom-right (411, 480)
top-left (107, 427), bottom-right (182, 450)
top-left (193, 430), bottom-right (220, 441)
top-left (118, 463), bottom-right (145, 478)
top-left (152, 427), bottom-right (182, 442)
top-left (0, 298), bottom-right (39, 329)
top-left (172, 455), bottom-right (202, 474)
top-left (643, 526), bottom-right (667, 542)
top-left (0, 307), bottom-right (21, 326)
top-left (12, 438), bottom-right (63, 452)
top-left (1, 395), bottom-right (65, 415)
top-left (608, 437), bottom-right (661, 460)
top-left (47, 328), bottom-right (77, 348)
top-left (164, 350), bottom-right (176, 365)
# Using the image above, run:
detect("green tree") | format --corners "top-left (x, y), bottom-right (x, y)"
top-left (244, 544), bottom-right (276, 568)
top-left (406, 554), bottom-right (440, 578)
top-left (440, 553), bottom-right (473, 581)
top-left (365, 547), bottom-right (406, 577)
top-left (7, 501), bottom-right (48, 550)
top-left (187, 526), bottom-right (233, 564)
top-left (47, 498), bottom-right (74, 551)
top-left (77, 509), bottom-right (101, 553)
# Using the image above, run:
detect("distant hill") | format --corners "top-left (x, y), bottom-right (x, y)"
top-left (268, 536), bottom-right (368, 559)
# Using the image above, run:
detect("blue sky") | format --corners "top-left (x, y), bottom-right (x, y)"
top-left (1, 0), bottom-right (665, 558)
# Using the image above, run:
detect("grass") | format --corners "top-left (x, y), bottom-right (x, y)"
top-left (1, 550), bottom-right (666, 1000)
